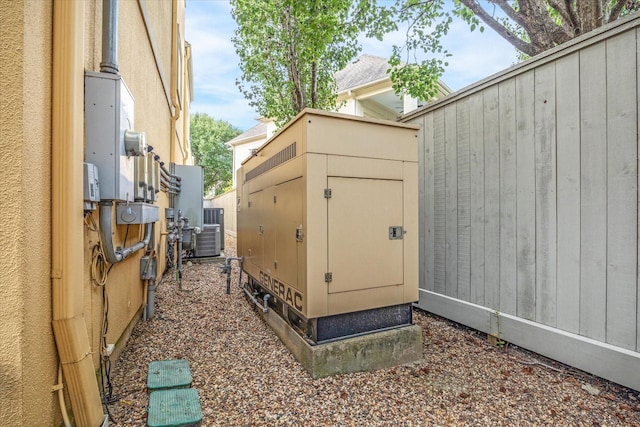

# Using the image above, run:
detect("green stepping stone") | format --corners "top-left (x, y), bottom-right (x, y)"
top-left (148, 388), bottom-right (203, 427)
top-left (147, 359), bottom-right (192, 391)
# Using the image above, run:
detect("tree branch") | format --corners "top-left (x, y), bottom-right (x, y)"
top-left (489, 0), bottom-right (529, 27)
top-left (311, 61), bottom-right (318, 108)
top-left (547, 0), bottom-right (577, 30)
top-left (608, 0), bottom-right (626, 22)
top-left (577, 0), bottom-right (602, 33)
top-left (606, 0), bottom-right (640, 23)
top-left (563, 0), bottom-right (581, 32)
top-left (282, 6), bottom-right (303, 112)
top-left (459, 0), bottom-right (537, 56)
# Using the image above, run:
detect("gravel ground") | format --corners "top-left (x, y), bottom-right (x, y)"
top-left (109, 235), bottom-right (640, 426)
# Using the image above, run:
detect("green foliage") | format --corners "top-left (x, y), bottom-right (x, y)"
top-left (387, 0), bottom-right (638, 99)
top-left (189, 113), bottom-right (242, 195)
top-left (231, 0), bottom-right (394, 127)
top-left (231, 0), bottom-right (638, 119)
top-left (387, 0), bottom-right (483, 101)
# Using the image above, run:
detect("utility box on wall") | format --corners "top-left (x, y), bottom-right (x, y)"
top-left (84, 71), bottom-right (136, 201)
top-left (174, 164), bottom-right (204, 229)
top-left (237, 109), bottom-right (419, 343)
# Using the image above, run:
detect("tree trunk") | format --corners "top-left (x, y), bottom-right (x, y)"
top-left (282, 6), bottom-right (304, 113)
top-left (459, 0), bottom-right (636, 57)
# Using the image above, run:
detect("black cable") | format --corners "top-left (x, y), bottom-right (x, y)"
top-left (123, 224), bottom-right (130, 247)
top-left (100, 282), bottom-right (117, 423)
top-left (86, 204), bottom-right (117, 422)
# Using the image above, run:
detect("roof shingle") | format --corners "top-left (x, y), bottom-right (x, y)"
top-left (335, 54), bottom-right (391, 93)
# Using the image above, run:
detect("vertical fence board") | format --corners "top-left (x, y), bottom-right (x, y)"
top-left (484, 86), bottom-right (500, 309)
top-left (433, 109), bottom-right (446, 294)
top-left (637, 27), bottom-right (640, 354)
top-left (606, 31), bottom-right (638, 350)
top-left (499, 79), bottom-right (517, 315)
top-left (445, 104), bottom-right (459, 297)
top-left (580, 43), bottom-right (608, 342)
top-left (421, 113), bottom-right (435, 292)
top-left (417, 115), bottom-right (426, 292)
top-left (457, 99), bottom-right (471, 302)
top-left (515, 71), bottom-right (536, 321)
top-left (534, 62), bottom-right (557, 327)
top-left (469, 92), bottom-right (485, 306)
top-left (556, 53), bottom-right (581, 334)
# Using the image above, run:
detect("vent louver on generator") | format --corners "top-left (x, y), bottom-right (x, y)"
top-left (194, 224), bottom-right (221, 257)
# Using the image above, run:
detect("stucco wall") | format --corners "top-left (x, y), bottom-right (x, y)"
top-left (0, 3), bottom-right (25, 424)
top-left (0, 1), bottom-right (59, 425)
top-left (0, 0), bottom-right (189, 424)
top-left (82, 0), bottom-right (181, 367)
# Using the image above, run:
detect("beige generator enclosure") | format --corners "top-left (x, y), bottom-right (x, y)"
top-left (237, 109), bottom-right (419, 344)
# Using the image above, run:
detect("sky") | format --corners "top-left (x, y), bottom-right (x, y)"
top-left (185, 0), bottom-right (520, 132)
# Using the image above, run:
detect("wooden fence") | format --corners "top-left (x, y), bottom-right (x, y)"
top-left (204, 188), bottom-right (237, 237)
top-left (402, 14), bottom-right (640, 391)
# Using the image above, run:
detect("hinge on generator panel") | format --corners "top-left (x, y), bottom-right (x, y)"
top-left (324, 272), bottom-right (332, 283)
top-left (324, 188), bottom-right (332, 198)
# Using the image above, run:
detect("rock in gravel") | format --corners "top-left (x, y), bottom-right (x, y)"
top-left (582, 383), bottom-right (601, 396)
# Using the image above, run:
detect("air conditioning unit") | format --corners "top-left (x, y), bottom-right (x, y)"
top-left (203, 208), bottom-right (224, 250)
top-left (194, 224), bottom-right (221, 257)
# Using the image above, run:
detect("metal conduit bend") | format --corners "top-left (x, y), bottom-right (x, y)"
top-left (158, 160), bottom-right (181, 181)
top-left (99, 201), bottom-right (153, 264)
top-left (160, 178), bottom-right (180, 192)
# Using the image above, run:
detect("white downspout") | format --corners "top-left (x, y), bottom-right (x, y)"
top-left (51, 1), bottom-right (105, 425)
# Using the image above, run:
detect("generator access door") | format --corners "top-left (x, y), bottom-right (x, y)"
top-left (327, 177), bottom-right (404, 293)
top-left (245, 190), bottom-right (264, 271)
top-left (269, 177), bottom-right (304, 291)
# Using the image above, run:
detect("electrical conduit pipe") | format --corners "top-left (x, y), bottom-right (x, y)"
top-left (98, 202), bottom-right (153, 264)
top-left (51, 0), bottom-right (105, 425)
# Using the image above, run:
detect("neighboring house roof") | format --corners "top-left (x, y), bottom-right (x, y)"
top-left (335, 54), bottom-right (391, 92)
top-left (228, 54), bottom-right (452, 142)
top-left (336, 54), bottom-right (452, 113)
top-left (227, 122), bottom-right (267, 146)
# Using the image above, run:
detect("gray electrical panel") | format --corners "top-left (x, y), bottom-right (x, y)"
top-left (84, 71), bottom-right (135, 201)
top-left (174, 164), bottom-right (204, 229)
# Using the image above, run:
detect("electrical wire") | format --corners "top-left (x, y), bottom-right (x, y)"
top-left (87, 211), bottom-right (109, 287)
top-left (84, 211), bottom-right (98, 231)
top-left (123, 224), bottom-right (130, 247)
top-left (83, 210), bottom-right (117, 423)
top-left (99, 284), bottom-right (116, 423)
top-left (90, 244), bottom-right (108, 287)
